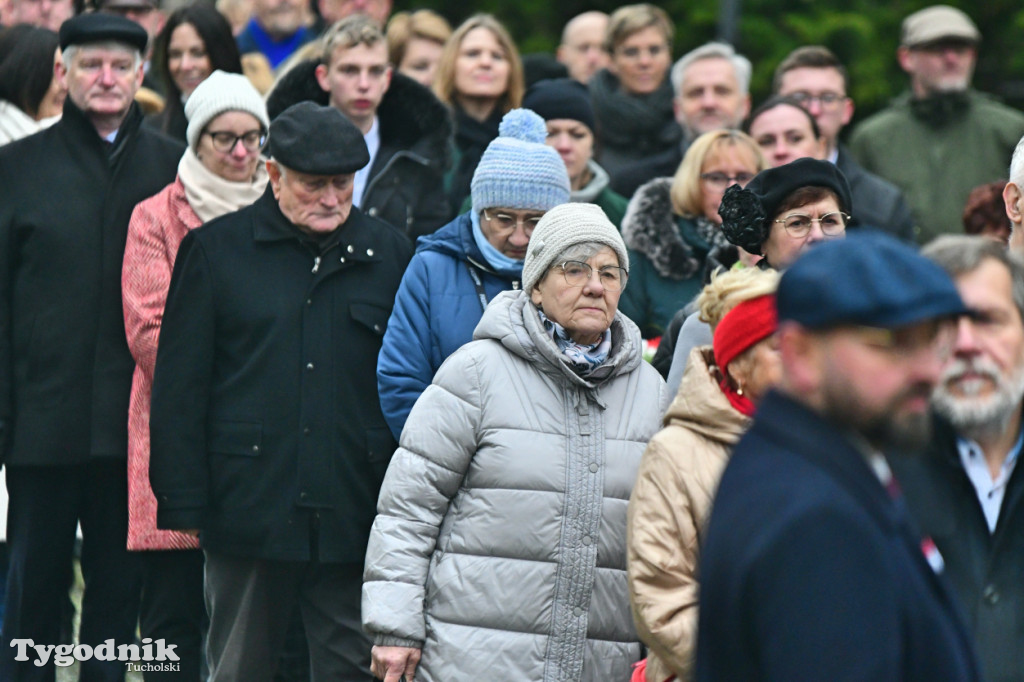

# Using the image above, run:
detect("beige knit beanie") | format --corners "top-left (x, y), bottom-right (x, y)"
top-left (185, 70), bottom-right (270, 150)
top-left (522, 203), bottom-right (629, 292)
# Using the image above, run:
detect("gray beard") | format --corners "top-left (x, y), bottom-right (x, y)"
top-left (932, 358), bottom-right (1024, 441)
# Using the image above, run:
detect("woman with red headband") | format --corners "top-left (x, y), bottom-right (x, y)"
top-left (626, 267), bottom-right (780, 682)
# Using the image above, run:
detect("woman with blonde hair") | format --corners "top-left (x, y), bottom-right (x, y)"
top-left (386, 9), bottom-right (451, 88)
top-left (627, 267), bottom-right (780, 682)
top-left (619, 129), bottom-right (766, 338)
top-left (434, 13), bottom-right (525, 214)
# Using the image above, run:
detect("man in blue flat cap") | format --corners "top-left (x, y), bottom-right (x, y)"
top-left (695, 231), bottom-right (982, 681)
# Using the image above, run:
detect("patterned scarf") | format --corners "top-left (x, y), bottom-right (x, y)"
top-left (536, 307), bottom-right (612, 376)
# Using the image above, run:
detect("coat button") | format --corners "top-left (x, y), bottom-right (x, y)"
top-left (982, 584), bottom-right (1000, 605)
top-left (368, 207), bottom-right (378, 216)
top-left (299, 491), bottom-right (308, 500)
top-left (366, 248), bottom-right (374, 256)
top-left (340, 257), bottom-right (346, 263)
top-left (581, 535), bottom-right (592, 546)
top-left (373, 324), bottom-right (382, 333)
top-left (347, 244), bottom-right (354, 253)
top-left (303, 426), bottom-right (311, 435)
top-left (573, 607), bottom-right (584, 617)
top-left (252, 445), bottom-right (259, 453)
top-left (589, 463), bottom-right (599, 473)
top-left (306, 298), bottom-right (312, 306)
top-left (306, 363), bottom-right (314, 370)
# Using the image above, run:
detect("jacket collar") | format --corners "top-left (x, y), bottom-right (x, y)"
top-left (59, 97), bottom-right (143, 158)
top-left (251, 186), bottom-right (383, 264)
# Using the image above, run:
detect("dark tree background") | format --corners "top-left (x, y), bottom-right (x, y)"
top-left (405, 0), bottom-right (1024, 138)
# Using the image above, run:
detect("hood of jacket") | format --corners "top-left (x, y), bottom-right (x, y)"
top-left (622, 176), bottom-right (701, 280)
top-left (415, 212), bottom-right (522, 281)
top-left (474, 289), bottom-right (643, 391)
top-left (266, 58), bottom-right (451, 163)
top-left (664, 346), bottom-right (749, 444)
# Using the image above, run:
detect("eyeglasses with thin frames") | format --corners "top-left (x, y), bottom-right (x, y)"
top-left (774, 211), bottom-right (850, 238)
top-left (700, 172), bottom-right (756, 190)
top-left (482, 209), bottom-right (544, 234)
top-left (556, 260), bottom-right (628, 292)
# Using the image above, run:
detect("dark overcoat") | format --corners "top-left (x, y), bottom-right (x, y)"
top-left (0, 100), bottom-right (182, 465)
top-left (149, 189), bottom-right (412, 562)
top-left (891, 413), bottom-right (1024, 682)
top-left (696, 391), bottom-right (982, 682)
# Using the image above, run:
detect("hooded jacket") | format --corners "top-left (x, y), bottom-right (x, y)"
top-left (363, 289), bottom-right (666, 682)
top-left (377, 213), bottom-right (523, 439)
top-left (628, 347), bottom-right (748, 682)
top-left (267, 60), bottom-right (451, 238)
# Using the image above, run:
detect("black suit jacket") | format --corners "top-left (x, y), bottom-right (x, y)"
top-left (891, 414), bottom-right (1024, 682)
top-left (837, 144), bottom-right (916, 242)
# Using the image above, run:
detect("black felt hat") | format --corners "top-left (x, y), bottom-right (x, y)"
top-left (59, 13), bottom-right (148, 52)
top-left (719, 158), bottom-right (853, 255)
top-left (268, 102), bottom-right (369, 175)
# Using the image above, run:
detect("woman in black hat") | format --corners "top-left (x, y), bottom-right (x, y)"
top-left (719, 156), bottom-right (852, 270)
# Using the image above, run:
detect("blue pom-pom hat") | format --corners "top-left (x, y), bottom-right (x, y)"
top-left (470, 108), bottom-right (571, 216)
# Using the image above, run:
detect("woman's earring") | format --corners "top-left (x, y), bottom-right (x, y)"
top-left (736, 383), bottom-right (744, 396)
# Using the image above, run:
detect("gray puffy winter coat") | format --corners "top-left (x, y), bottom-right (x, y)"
top-left (363, 290), bottom-right (666, 682)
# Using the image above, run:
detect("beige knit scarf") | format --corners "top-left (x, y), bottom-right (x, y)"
top-left (178, 148), bottom-right (268, 223)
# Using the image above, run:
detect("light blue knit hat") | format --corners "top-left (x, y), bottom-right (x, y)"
top-left (471, 108), bottom-right (571, 216)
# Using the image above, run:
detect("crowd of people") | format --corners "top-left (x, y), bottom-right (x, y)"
top-left (0, 0), bottom-right (1022, 681)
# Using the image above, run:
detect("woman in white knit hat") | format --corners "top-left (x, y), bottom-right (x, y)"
top-left (364, 202), bottom-right (666, 682)
top-left (122, 69), bottom-right (269, 681)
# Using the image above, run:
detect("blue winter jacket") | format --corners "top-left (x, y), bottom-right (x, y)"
top-left (377, 213), bottom-right (523, 439)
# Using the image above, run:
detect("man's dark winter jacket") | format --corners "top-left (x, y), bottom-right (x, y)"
top-left (0, 100), bottom-right (183, 465)
top-left (150, 189), bottom-right (412, 562)
top-left (268, 60), bottom-right (451, 239)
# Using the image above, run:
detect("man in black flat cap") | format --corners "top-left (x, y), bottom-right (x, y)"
top-left (696, 232), bottom-right (982, 681)
top-left (149, 101), bottom-right (411, 682)
top-left (0, 13), bottom-right (182, 682)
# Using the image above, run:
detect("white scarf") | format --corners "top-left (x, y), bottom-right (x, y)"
top-left (178, 148), bottom-right (269, 223)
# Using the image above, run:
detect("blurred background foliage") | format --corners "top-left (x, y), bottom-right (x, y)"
top-left (405, 0), bottom-right (1024, 136)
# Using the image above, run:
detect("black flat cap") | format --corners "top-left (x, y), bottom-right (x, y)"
top-left (719, 158), bottom-right (853, 255)
top-left (268, 102), bottom-right (369, 175)
top-left (59, 13), bottom-right (148, 52)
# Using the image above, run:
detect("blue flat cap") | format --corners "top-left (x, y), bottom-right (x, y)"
top-left (777, 230), bottom-right (969, 329)
top-left (59, 13), bottom-right (148, 52)
top-left (268, 102), bottom-right (369, 175)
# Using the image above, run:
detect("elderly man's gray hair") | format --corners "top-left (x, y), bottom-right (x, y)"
top-left (1009, 134), bottom-right (1024, 188)
top-left (670, 41), bottom-right (751, 97)
top-left (923, 234), bottom-right (1024, 322)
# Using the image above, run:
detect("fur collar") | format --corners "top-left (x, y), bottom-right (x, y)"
top-left (621, 177), bottom-right (700, 280)
top-left (266, 58), bottom-right (451, 159)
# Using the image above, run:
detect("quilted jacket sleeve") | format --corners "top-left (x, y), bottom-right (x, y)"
top-left (363, 345), bottom-right (484, 645)
top-left (377, 252), bottom-right (437, 440)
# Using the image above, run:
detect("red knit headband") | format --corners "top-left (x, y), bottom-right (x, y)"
top-left (713, 294), bottom-right (778, 372)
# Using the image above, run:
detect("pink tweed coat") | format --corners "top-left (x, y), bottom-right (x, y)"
top-left (123, 176), bottom-right (201, 550)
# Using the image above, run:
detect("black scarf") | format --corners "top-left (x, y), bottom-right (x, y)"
top-left (589, 68), bottom-right (681, 155)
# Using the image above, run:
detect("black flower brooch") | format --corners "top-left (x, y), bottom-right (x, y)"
top-left (718, 185), bottom-right (767, 254)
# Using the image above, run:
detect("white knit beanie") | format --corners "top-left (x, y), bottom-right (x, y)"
top-left (185, 70), bottom-right (270, 150)
top-left (522, 203), bottom-right (629, 292)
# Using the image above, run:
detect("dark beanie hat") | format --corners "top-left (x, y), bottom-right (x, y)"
top-left (268, 102), bottom-right (369, 175)
top-left (59, 13), bottom-right (148, 52)
top-left (522, 78), bottom-right (595, 133)
top-left (718, 158), bottom-right (853, 255)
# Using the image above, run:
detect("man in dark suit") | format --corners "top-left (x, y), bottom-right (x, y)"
top-left (150, 102), bottom-right (411, 681)
top-left (697, 232), bottom-right (981, 681)
top-left (774, 45), bottom-right (916, 242)
top-left (892, 235), bottom-right (1024, 682)
top-left (0, 14), bottom-right (182, 682)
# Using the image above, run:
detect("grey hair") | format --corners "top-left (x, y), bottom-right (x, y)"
top-left (923, 234), bottom-right (1024, 322)
top-left (1009, 134), bottom-right (1024, 187)
top-left (670, 41), bottom-right (751, 97)
top-left (62, 42), bottom-right (142, 72)
top-left (550, 241), bottom-right (619, 269)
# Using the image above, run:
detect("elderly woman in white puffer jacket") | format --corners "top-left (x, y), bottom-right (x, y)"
top-left (362, 202), bottom-right (667, 682)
